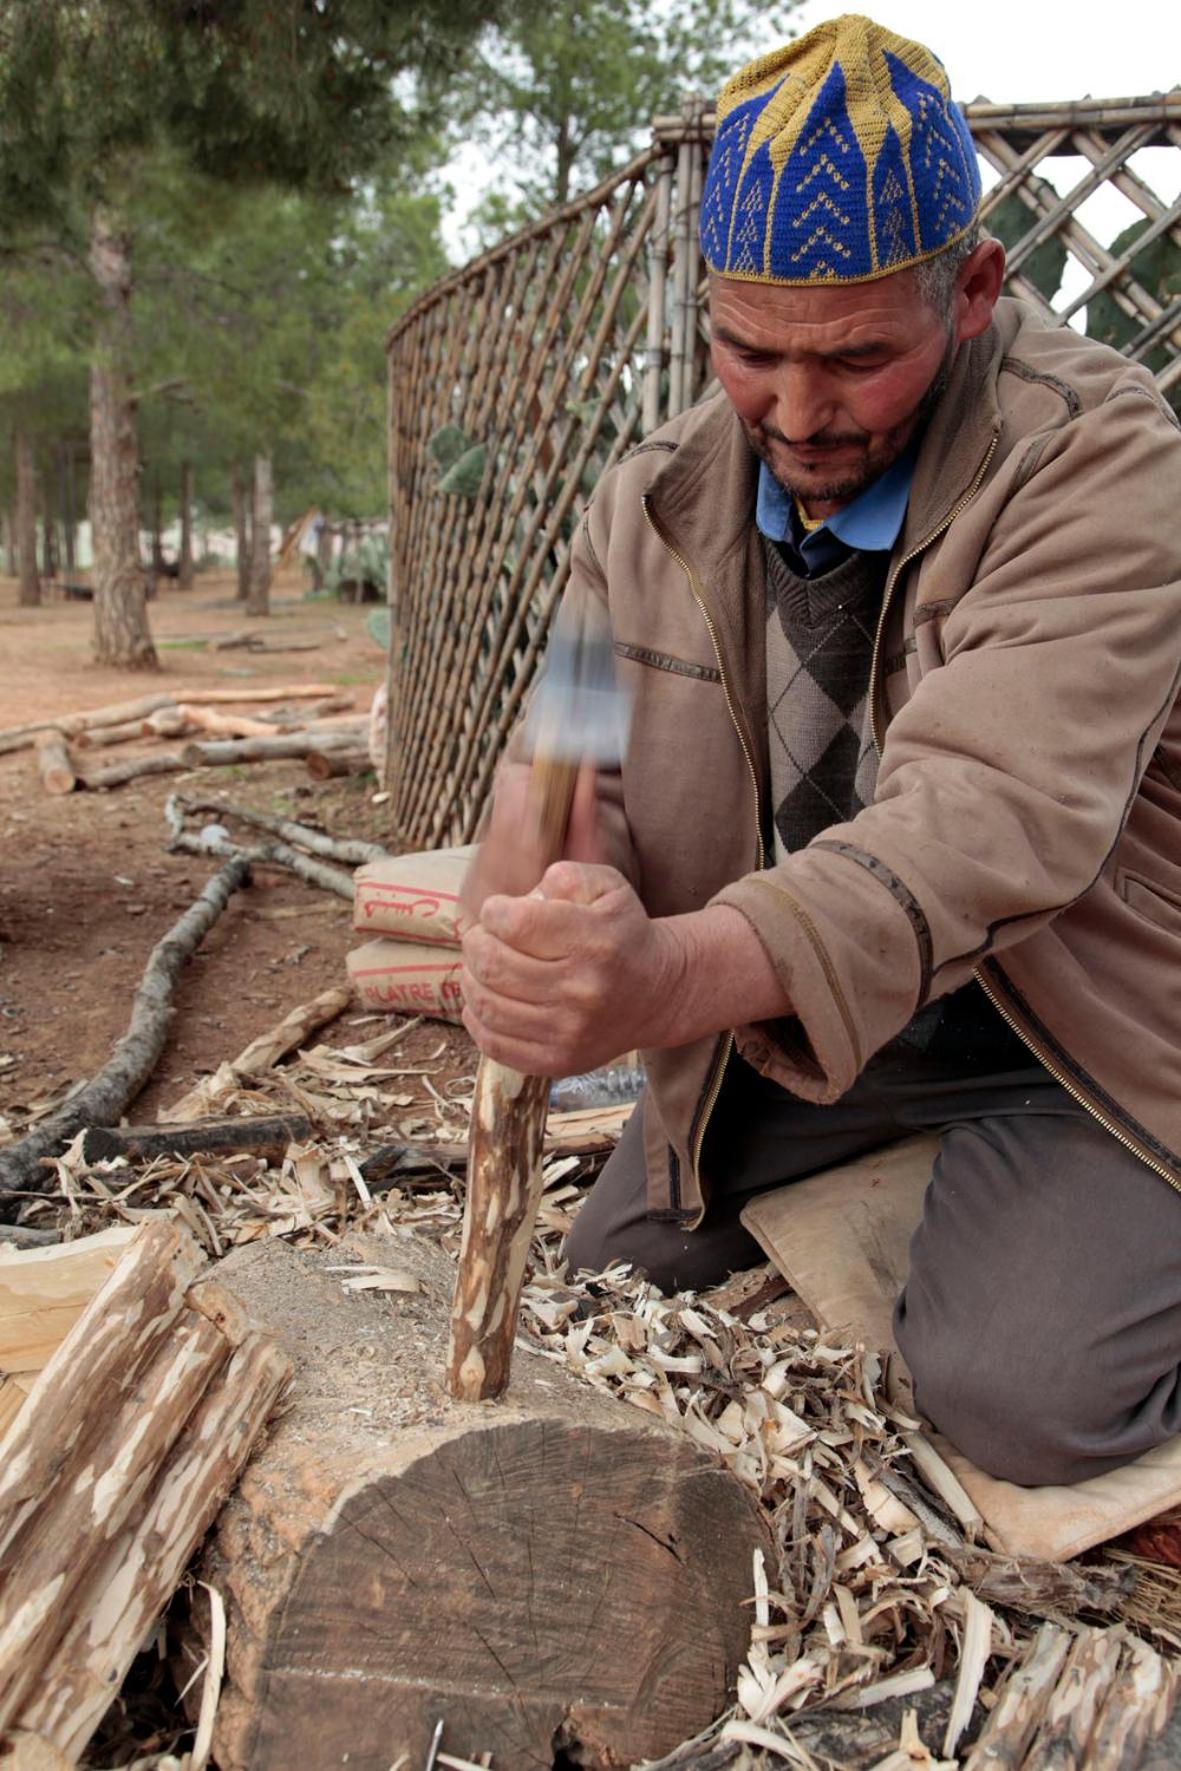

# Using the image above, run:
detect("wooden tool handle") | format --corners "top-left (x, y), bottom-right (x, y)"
top-left (446, 753), bottom-right (580, 1402)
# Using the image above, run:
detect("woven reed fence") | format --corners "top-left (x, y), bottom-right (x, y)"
top-left (386, 92), bottom-right (1181, 849)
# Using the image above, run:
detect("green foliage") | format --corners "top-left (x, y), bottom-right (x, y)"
top-left (987, 180), bottom-right (1066, 306)
top-left (324, 530), bottom-right (389, 597)
top-left (454, 0), bottom-right (800, 223)
top-left (0, 0), bottom-right (498, 228)
top-left (366, 606), bottom-right (392, 651)
top-left (438, 443), bottom-right (486, 497)
top-left (428, 423), bottom-right (474, 471)
top-left (1087, 218), bottom-right (1181, 414)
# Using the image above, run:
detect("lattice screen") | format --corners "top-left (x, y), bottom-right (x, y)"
top-left (386, 94), bottom-right (1181, 848)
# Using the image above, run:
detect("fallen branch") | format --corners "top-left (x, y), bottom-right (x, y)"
top-left (80, 1113), bottom-right (312, 1167)
top-left (75, 717), bottom-right (168, 750)
top-left (168, 827), bottom-right (354, 899)
top-left (172, 795), bottom-right (387, 865)
top-left (0, 859), bottom-right (253, 1206)
top-left (0, 1226), bottom-right (61, 1248)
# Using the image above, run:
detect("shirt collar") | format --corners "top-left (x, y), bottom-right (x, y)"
top-left (755, 447), bottom-right (916, 572)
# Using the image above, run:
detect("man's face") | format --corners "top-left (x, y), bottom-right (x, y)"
top-left (710, 269), bottom-right (954, 518)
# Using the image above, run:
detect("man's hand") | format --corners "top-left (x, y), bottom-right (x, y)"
top-left (459, 760), bottom-right (603, 924)
top-left (460, 861), bottom-right (789, 1075)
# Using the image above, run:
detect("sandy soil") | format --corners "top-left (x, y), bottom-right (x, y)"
top-left (0, 567), bottom-right (410, 1130)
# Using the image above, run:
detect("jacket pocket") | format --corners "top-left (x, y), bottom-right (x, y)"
top-left (1118, 868), bottom-right (1181, 937)
top-left (613, 640), bottom-right (721, 684)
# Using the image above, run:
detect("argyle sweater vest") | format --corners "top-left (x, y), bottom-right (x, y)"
top-left (764, 536), bottom-right (886, 864)
top-left (762, 534), bottom-right (1031, 1069)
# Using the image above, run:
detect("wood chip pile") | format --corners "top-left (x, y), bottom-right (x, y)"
top-left (2, 1001), bottom-right (1179, 1767)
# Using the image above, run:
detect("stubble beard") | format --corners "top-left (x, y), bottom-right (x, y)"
top-left (750, 327), bottom-right (958, 508)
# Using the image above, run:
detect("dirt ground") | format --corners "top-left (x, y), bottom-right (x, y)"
top-left (0, 566), bottom-right (425, 1134)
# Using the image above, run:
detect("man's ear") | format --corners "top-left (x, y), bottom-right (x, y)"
top-left (955, 238), bottom-right (1007, 343)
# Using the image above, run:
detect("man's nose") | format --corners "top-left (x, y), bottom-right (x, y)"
top-left (773, 365), bottom-right (833, 441)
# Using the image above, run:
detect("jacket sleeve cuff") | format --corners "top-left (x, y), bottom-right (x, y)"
top-left (711, 858), bottom-right (924, 1102)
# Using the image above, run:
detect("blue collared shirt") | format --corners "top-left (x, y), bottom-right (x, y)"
top-left (755, 448), bottom-right (915, 576)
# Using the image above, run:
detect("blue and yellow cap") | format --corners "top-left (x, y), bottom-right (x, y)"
top-left (700, 14), bottom-right (981, 286)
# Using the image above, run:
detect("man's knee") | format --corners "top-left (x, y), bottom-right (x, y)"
top-left (564, 1207), bottom-right (699, 1294)
top-left (896, 1299), bottom-right (1138, 1487)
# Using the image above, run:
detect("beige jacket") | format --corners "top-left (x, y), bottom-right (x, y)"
top-left (569, 297), bottom-right (1181, 1227)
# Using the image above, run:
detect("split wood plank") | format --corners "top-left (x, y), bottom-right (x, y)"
top-left (16, 1329), bottom-right (291, 1761)
top-left (0, 1221), bottom-right (205, 1561)
top-left (0, 1308), bottom-right (230, 1733)
top-left (178, 684), bottom-right (337, 706)
top-left (0, 1227), bottom-right (136, 1373)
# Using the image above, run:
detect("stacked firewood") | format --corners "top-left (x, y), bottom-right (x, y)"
top-left (0, 1220), bottom-right (289, 1767)
top-left (0, 685), bottom-right (376, 795)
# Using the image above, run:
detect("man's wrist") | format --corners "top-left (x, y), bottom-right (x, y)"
top-left (651, 904), bottom-right (789, 1047)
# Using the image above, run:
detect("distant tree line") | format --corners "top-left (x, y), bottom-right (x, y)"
top-left (0, 0), bottom-right (797, 666)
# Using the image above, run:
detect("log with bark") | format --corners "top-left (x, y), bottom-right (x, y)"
top-left (179, 732), bottom-right (362, 769)
top-left (176, 705), bottom-right (278, 740)
top-left (179, 684), bottom-right (337, 705)
top-left (0, 695), bottom-right (176, 757)
top-left (33, 734), bottom-right (76, 798)
top-left (181, 1232), bottom-right (771, 1771)
top-left (78, 750), bottom-right (186, 791)
top-left (0, 1221), bottom-right (289, 1762)
top-left (80, 1112), bottom-right (312, 1167)
top-left (0, 858), bottom-right (252, 1206)
top-left (305, 747), bottom-right (371, 779)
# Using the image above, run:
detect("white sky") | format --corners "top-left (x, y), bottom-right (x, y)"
top-left (440, 1), bottom-right (1180, 264)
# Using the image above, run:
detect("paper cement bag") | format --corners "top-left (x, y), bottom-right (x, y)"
top-left (352, 845), bottom-right (475, 946)
top-left (347, 937), bottom-right (464, 1023)
top-left (741, 1135), bottom-right (1181, 1562)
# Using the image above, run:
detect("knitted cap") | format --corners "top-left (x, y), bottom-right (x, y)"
top-left (701, 14), bottom-right (981, 286)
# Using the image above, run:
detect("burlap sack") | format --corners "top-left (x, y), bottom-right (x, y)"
top-left (352, 845), bottom-right (475, 947)
top-left (741, 1136), bottom-right (1181, 1561)
top-left (347, 937), bottom-right (464, 1022)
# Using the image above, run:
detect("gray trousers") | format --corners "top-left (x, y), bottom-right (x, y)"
top-left (565, 1049), bottom-right (1181, 1486)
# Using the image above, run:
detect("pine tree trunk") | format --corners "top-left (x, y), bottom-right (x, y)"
top-left (61, 444), bottom-right (77, 575)
top-left (247, 454), bottom-right (272, 618)
top-left (232, 469), bottom-right (249, 601)
top-left (150, 469), bottom-right (164, 586)
top-left (16, 429), bottom-right (40, 608)
top-left (179, 459), bottom-right (195, 591)
top-left (89, 206), bottom-right (157, 669)
top-left (3, 508), bottom-right (15, 577)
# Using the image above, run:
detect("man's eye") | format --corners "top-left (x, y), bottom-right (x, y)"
top-left (839, 356), bottom-right (886, 373)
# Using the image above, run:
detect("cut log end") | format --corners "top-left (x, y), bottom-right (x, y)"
top-left (188, 1234), bottom-right (770, 1771)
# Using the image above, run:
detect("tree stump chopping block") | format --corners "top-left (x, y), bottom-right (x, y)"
top-left (183, 1234), bottom-right (771, 1771)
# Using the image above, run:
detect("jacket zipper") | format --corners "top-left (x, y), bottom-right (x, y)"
top-left (868, 432), bottom-right (1181, 1196)
top-left (642, 494), bottom-right (765, 1204)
